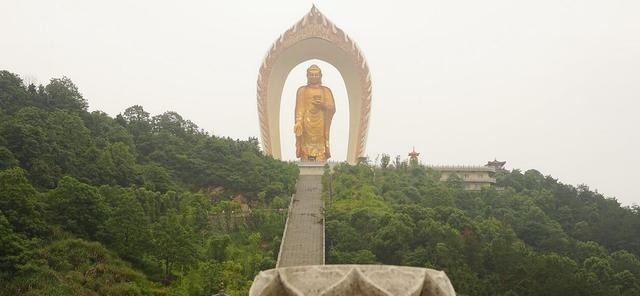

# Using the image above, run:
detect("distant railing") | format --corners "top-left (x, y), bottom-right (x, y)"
top-left (292, 160), bottom-right (342, 165)
top-left (276, 190), bottom-right (296, 268)
top-left (428, 165), bottom-right (496, 172)
top-left (443, 177), bottom-right (497, 183)
top-left (322, 198), bottom-right (326, 265)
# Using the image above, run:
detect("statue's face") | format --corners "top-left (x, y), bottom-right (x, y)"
top-left (307, 70), bottom-right (322, 85)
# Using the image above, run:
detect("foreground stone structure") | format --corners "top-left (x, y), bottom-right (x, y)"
top-left (250, 265), bottom-right (456, 296)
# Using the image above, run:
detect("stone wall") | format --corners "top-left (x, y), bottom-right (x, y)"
top-left (250, 265), bottom-right (456, 296)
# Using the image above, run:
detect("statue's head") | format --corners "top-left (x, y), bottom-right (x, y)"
top-left (306, 64), bottom-right (322, 85)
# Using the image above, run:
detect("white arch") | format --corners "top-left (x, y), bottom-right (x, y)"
top-left (257, 5), bottom-right (372, 164)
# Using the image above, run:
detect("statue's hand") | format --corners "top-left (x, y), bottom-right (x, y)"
top-left (312, 96), bottom-right (323, 108)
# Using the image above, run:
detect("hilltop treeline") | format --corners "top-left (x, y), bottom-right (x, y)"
top-left (325, 161), bottom-right (640, 296)
top-left (0, 70), bottom-right (298, 295)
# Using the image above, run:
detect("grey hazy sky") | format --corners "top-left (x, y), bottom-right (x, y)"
top-left (2, 1), bottom-right (639, 206)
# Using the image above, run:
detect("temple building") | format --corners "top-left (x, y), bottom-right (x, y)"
top-left (486, 159), bottom-right (507, 170)
top-left (407, 148), bottom-right (504, 191)
top-left (428, 165), bottom-right (498, 190)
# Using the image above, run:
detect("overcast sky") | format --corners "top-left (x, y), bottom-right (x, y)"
top-left (2, 0), bottom-right (639, 206)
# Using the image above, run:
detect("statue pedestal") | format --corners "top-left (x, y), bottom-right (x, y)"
top-left (297, 161), bottom-right (327, 176)
top-left (250, 265), bottom-right (456, 296)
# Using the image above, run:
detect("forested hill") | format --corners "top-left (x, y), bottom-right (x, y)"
top-left (0, 70), bottom-right (298, 295)
top-left (325, 161), bottom-right (640, 295)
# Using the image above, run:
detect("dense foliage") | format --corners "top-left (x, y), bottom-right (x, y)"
top-left (0, 70), bottom-right (298, 295)
top-left (325, 161), bottom-right (640, 296)
top-left (5, 68), bottom-right (640, 295)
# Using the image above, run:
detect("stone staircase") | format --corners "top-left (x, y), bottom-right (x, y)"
top-left (276, 165), bottom-right (325, 267)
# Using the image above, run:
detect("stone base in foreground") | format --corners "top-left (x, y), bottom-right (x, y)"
top-left (250, 265), bottom-right (456, 296)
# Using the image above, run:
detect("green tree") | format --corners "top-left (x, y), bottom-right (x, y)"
top-left (0, 147), bottom-right (19, 170)
top-left (0, 107), bottom-right (97, 187)
top-left (140, 162), bottom-right (175, 192)
top-left (121, 105), bottom-right (153, 158)
top-left (46, 176), bottom-right (107, 239)
top-left (96, 142), bottom-right (138, 186)
top-left (0, 167), bottom-right (46, 236)
top-left (84, 110), bottom-right (134, 149)
top-left (0, 211), bottom-right (27, 279)
top-left (0, 107), bottom-right (58, 187)
top-left (102, 194), bottom-right (151, 261)
top-left (380, 154), bottom-right (390, 169)
top-left (44, 76), bottom-right (87, 112)
top-left (445, 174), bottom-right (464, 190)
top-left (151, 213), bottom-right (197, 277)
top-left (0, 71), bottom-right (30, 114)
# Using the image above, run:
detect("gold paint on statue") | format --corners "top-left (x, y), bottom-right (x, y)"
top-left (294, 65), bottom-right (336, 161)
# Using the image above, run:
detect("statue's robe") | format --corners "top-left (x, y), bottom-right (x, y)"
top-left (295, 85), bottom-right (335, 161)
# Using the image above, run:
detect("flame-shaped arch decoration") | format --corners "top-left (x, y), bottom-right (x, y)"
top-left (257, 5), bottom-right (372, 164)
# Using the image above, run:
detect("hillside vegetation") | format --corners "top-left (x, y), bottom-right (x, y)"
top-left (0, 70), bottom-right (298, 295)
top-left (325, 161), bottom-right (640, 296)
top-left (4, 69), bottom-right (640, 296)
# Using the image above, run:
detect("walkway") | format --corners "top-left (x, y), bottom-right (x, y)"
top-left (277, 173), bottom-right (324, 267)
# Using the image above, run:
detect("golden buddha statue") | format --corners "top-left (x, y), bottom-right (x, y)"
top-left (294, 65), bottom-right (336, 161)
